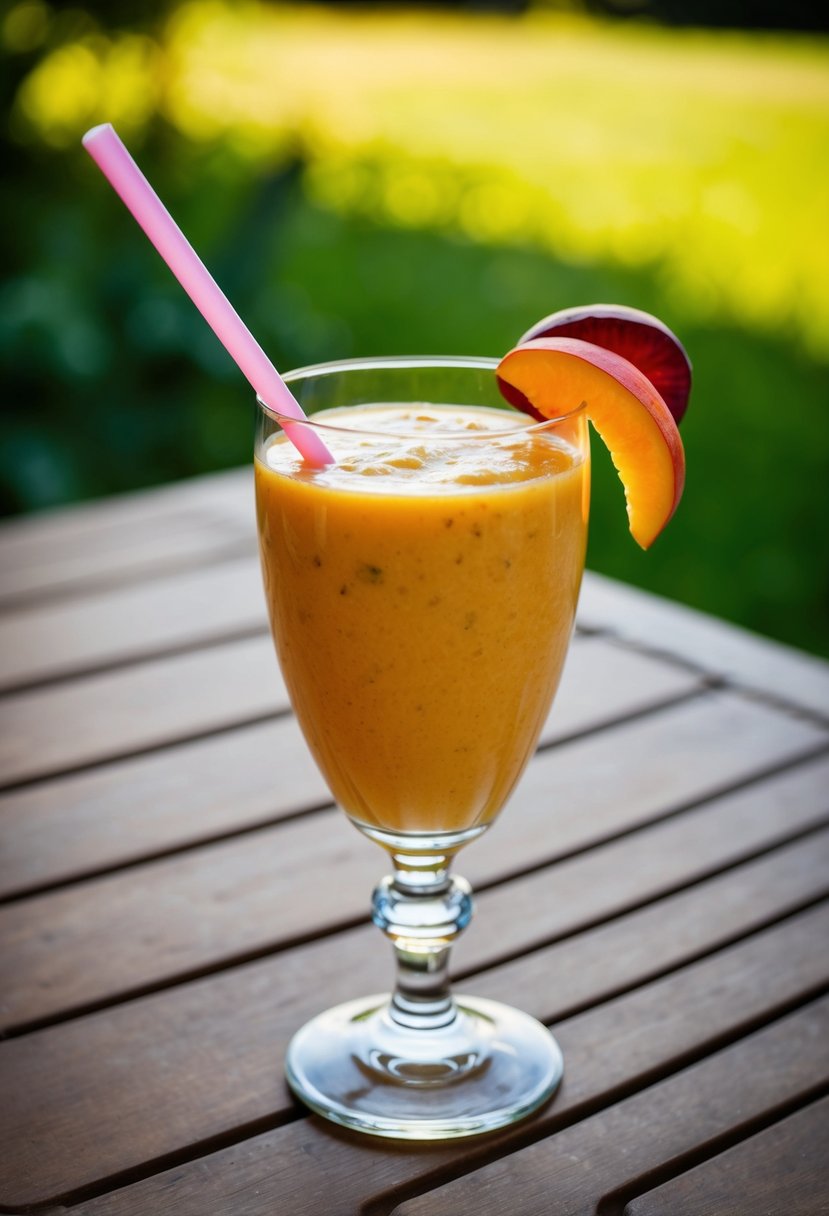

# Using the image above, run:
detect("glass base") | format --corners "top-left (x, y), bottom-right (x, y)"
top-left (285, 992), bottom-right (563, 1140)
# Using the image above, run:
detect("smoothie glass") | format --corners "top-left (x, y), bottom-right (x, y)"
top-left (255, 357), bottom-right (589, 1139)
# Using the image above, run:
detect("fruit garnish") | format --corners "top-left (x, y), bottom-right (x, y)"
top-left (519, 304), bottom-right (692, 424)
top-left (496, 336), bottom-right (685, 549)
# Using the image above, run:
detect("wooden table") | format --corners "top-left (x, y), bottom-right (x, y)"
top-left (1, 467), bottom-right (827, 1215)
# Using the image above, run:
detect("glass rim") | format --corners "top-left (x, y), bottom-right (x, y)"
top-left (256, 354), bottom-right (587, 436)
top-left (282, 354), bottom-right (501, 380)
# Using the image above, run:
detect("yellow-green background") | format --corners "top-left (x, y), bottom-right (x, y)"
top-left (2, 1), bottom-right (828, 656)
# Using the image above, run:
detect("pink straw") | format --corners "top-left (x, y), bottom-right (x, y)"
top-left (82, 124), bottom-right (333, 467)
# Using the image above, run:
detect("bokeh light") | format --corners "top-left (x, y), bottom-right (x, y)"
top-left (2, 2), bottom-right (828, 657)
top-left (10, 2), bottom-right (829, 352)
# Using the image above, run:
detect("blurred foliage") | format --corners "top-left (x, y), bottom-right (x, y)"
top-left (1, 1), bottom-right (827, 657)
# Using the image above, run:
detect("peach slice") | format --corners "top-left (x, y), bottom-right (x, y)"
top-left (519, 304), bottom-right (692, 424)
top-left (497, 336), bottom-right (685, 549)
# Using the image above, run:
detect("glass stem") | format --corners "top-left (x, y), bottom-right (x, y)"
top-left (371, 852), bottom-right (473, 1032)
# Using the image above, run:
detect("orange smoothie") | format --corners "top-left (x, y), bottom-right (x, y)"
top-left (255, 405), bottom-right (588, 837)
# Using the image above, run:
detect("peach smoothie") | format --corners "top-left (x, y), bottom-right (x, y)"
top-left (255, 405), bottom-right (588, 837)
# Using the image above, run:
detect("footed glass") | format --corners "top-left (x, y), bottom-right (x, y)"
top-left (255, 357), bottom-right (589, 1139)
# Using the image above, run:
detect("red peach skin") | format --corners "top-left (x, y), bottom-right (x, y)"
top-left (497, 336), bottom-right (685, 549)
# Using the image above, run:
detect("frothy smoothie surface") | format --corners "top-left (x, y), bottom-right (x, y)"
top-left (261, 405), bottom-right (578, 490)
top-left (256, 404), bottom-right (588, 837)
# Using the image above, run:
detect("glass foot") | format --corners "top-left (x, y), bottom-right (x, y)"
top-left (285, 992), bottom-right (563, 1140)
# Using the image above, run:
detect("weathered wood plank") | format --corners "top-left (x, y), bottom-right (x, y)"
top-left (2, 468), bottom-right (825, 1216)
top-left (0, 471), bottom-right (255, 611)
top-left (5, 462), bottom-right (824, 717)
top-left (0, 634), bottom-right (288, 788)
top-left (24, 918), bottom-right (826, 1214)
top-left (0, 716), bottom-right (326, 900)
top-left (1, 814), bottom-right (826, 1205)
top-left (389, 1002), bottom-right (829, 1216)
top-left (455, 756), bottom-right (829, 978)
top-left (460, 829), bottom-right (829, 1015)
top-left (579, 570), bottom-right (829, 721)
top-left (467, 692), bottom-right (825, 892)
top-left (0, 468), bottom-right (250, 577)
top-left (0, 692), bottom-right (822, 1030)
top-left (0, 630), bottom-right (697, 812)
top-left (457, 755), bottom-right (829, 976)
top-left (0, 557), bottom-right (267, 693)
top-left (624, 1095), bottom-right (828, 1216)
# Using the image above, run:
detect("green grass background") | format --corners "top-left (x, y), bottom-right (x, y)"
top-left (2, 2), bottom-right (827, 657)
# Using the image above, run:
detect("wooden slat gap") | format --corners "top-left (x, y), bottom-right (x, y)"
top-left (535, 891), bottom-right (829, 1028)
top-left (358, 1115), bottom-right (581, 1216)
top-left (0, 623), bottom-right (645, 712)
top-left (0, 653), bottom-right (703, 800)
top-left (0, 475), bottom-right (247, 563)
top-left (574, 626), bottom-right (717, 681)
top-left (0, 511), bottom-right (243, 579)
top-left (598, 628), bottom-right (829, 730)
top-left (28, 996), bottom-right (829, 1216)
top-left (0, 905), bottom-right (370, 1041)
top-left (0, 795), bottom-right (337, 909)
top-left (597, 1087), bottom-right (829, 1216)
top-left (364, 991), bottom-right (829, 1216)
top-left (550, 979), bottom-right (829, 1149)
top-left (0, 707), bottom-right (291, 797)
top-left (8, 640), bottom-right (690, 900)
top-left (713, 678), bottom-right (829, 731)
top-left (0, 623), bottom-right (270, 700)
top-left (0, 1109), bottom-right (304, 1216)
top-left (533, 684), bottom-right (711, 758)
top-left (454, 821), bottom-right (829, 988)
top-left (6, 715), bottom-right (821, 914)
top-left (580, 572), bottom-right (829, 721)
top-left (0, 538), bottom-right (257, 618)
top-left (4, 914), bottom-right (826, 1210)
top-left (5, 746), bottom-right (826, 1033)
top-left (461, 740), bottom-right (829, 902)
top-left (6, 816), bottom-right (826, 1052)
